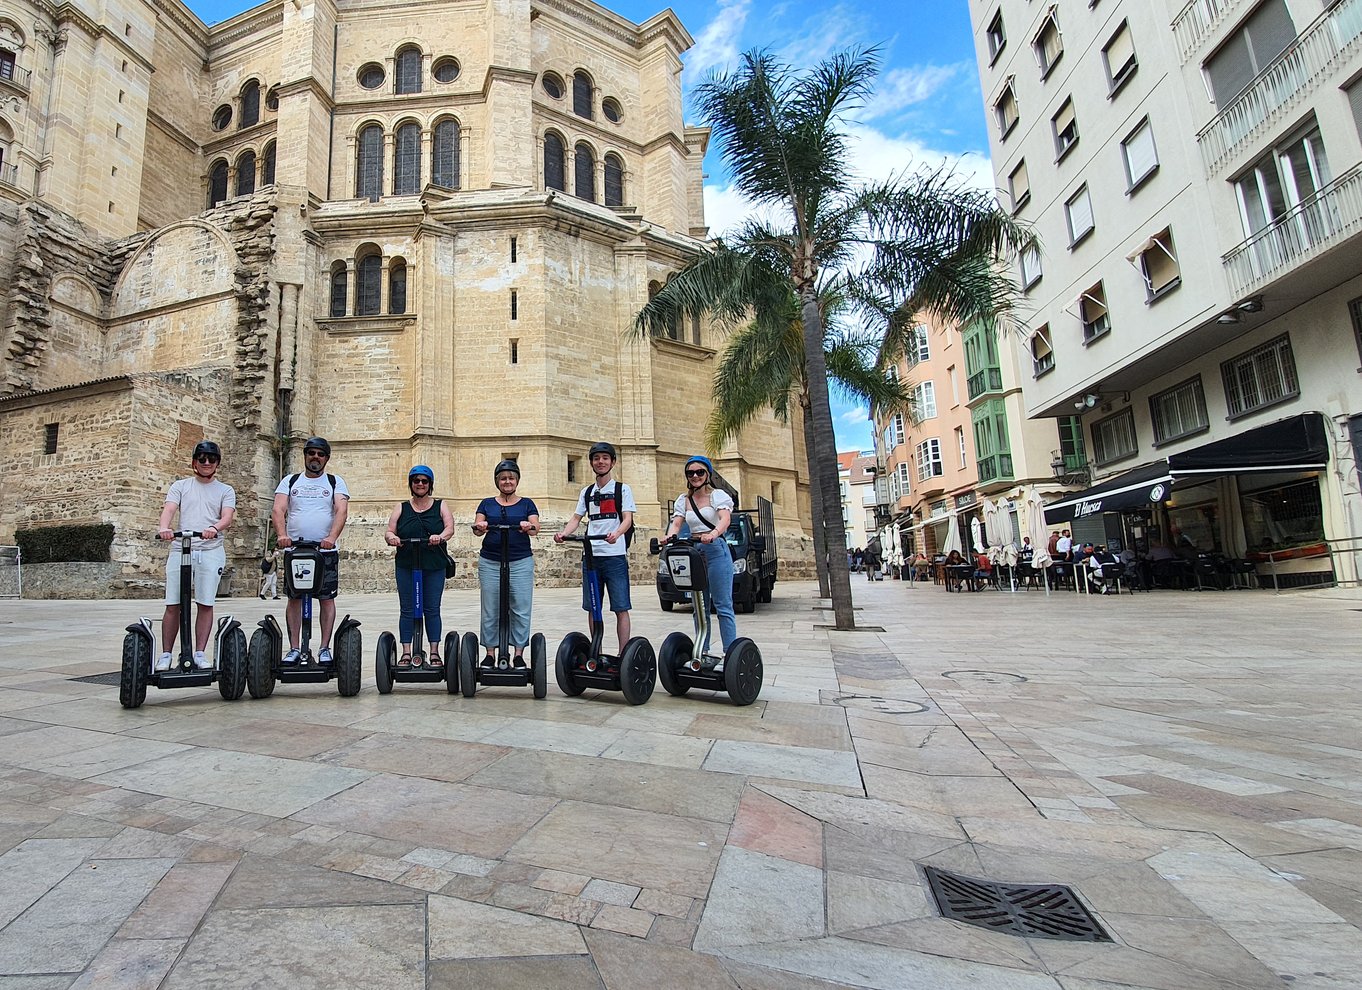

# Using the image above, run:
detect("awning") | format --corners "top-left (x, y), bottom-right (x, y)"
top-left (1043, 413), bottom-right (1329, 525)
top-left (1044, 461), bottom-right (1173, 525)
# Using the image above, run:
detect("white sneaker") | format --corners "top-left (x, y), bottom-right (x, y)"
top-left (282, 648), bottom-right (301, 665)
top-left (192, 651), bottom-right (212, 670)
top-left (155, 652), bottom-right (173, 672)
top-left (318, 647), bottom-right (333, 665)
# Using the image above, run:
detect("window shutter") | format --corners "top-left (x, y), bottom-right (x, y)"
top-left (1009, 160), bottom-right (1029, 209)
top-left (1123, 121), bottom-right (1157, 183)
top-left (1104, 24), bottom-right (1135, 81)
top-left (1067, 187), bottom-right (1093, 239)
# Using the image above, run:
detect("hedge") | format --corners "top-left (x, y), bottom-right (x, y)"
top-left (15, 524), bottom-right (115, 563)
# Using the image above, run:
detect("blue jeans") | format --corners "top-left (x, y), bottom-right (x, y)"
top-left (479, 555), bottom-right (534, 649)
top-left (395, 565), bottom-right (445, 645)
top-left (698, 539), bottom-right (737, 654)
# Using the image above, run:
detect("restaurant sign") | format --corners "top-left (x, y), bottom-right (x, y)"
top-left (954, 492), bottom-right (977, 509)
top-left (1074, 482), bottom-right (1170, 518)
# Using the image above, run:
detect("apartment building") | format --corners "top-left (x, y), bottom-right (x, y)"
top-left (970, 0), bottom-right (1362, 582)
top-left (836, 450), bottom-right (878, 553)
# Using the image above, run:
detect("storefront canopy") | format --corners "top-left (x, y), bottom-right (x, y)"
top-left (1044, 413), bottom-right (1328, 525)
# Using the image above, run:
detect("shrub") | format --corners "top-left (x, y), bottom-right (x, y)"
top-left (15, 524), bottom-right (115, 563)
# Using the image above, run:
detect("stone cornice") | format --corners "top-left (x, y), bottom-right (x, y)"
top-left (147, 108), bottom-right (202, 154)
top-left (531, 0), bottom-right (640, 48)
top-left (207, 4), bottom-right (284, 54)
top-left (650, 336), bottom-right (715, 362)
top-left (202, 119), bottom-right (277, 155)
top-left (0, 375), bottom-right (132, 407)
top-left (275, 77), bottom-right (334, 106)
top-left (151, 0), bottom-right (210, 49)
top-left (53, 4), bottom-right (157, 73)
top-left (319, 315), bottom-right (415, 335)
top-left (107, 290), bottom-right (236, 327)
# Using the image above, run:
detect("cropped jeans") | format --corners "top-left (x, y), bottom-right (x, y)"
top-left (395, 565), bottom-right (445, 646)
top-left (479, 555), bottom-right (535, 650)
top-left (697, 538), bottom-right (737, 654)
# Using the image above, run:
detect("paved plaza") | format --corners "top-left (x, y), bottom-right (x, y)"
top-left (0, 579), bottom-right (1360, 989)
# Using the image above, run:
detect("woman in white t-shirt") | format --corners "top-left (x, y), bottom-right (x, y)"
top-left (662, 455), bottom-right (737, 655)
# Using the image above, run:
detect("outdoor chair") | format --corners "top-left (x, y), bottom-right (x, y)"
top-left (1192, 554), bottom-right (1225, 591)
top-left (1098, 562), bottom-right (1126, 595)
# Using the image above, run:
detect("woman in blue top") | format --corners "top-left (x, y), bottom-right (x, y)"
top-left (662, 455), bottom-right (737, 655)
top-left (472, 460), bottom-right (540, 668)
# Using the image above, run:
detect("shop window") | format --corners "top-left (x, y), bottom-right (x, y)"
top-left (1031, 324), bottom-right (1054, 377)
top-left (1121, 117), bottom-right (1158, 191)
top-left (235, 150), bottom-right (256, 196)
top-left (543, 132), bottom-right (565, 191)
top-left (986, 10), bottom-right (1006, 63)
top-left (1052, 98), bottom-right (1078, 160)
top-left (356, 123), bottom-right (383, 201)
top-left (1150, 376), bottom-right (1208, 445)
top-left (994, 79), bottom-right (1018, 138)
top-left (1129, 227), bottom-right (1180, 300)
top-left (1102, 21), bottom-right (1137, 95)
top-left (1091, 407), bottom-right (1137, 466)
top-left (239, 80), bottom-right (260, 128)
top-left (395, 47), bottom-right (422, 95)
top-left (574, 142), bottom-right (595, 201)
top-left (1240, 478), bottom-right (1324, 553)
top-left (393, 122), bottom-right (420, 195)
top-left (1076, 281), bottom-right (1109, 343)
top-left (1007, 158), bottom-right (1029, 212)
top-left (1033, 8), bottom-right (1063, 79)
top-left (432, 119), bottom-right (460, 189)
top-left (1221, 333), bottom-right (1299, 418)
top-left (1065, 185), bottom-right (1093, 246)
top-left (604, 154), bottom-right (624, 206)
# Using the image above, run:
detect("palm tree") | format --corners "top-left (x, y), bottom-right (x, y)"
top-left (634, 47), bottom-right (1035, 629)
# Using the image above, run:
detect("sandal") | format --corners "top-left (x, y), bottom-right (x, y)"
top-left (428, 653), bottom-right (443, 668)
top-left (397, 653), bottom-right (412, 668)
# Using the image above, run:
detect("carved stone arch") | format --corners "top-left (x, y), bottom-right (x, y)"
top-left (0, 18), bottom-right (25, 50)
top-left (49, 272), bottom-right (103, 315)
top-left (351, 117), bottom-right (386, 141)
top-left (112, 219), bottom-right (239, 317)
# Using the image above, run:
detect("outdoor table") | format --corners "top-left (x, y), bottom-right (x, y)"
top-left (945, 564), bottom-right (974, 592)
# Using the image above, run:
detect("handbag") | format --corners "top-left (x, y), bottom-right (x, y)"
top-left (444, 549), bottom-right (457, 579)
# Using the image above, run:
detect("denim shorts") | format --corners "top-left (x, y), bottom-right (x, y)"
top-left (582, 554), bottom-right (631, 613)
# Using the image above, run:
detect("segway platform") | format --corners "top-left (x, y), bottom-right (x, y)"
top-left (459, 632), bottom-right (548, 699)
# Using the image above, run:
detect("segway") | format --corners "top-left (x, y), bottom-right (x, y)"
top-left (458, 523), bottom-right (547, 700)
top-left (650, 535), bottom-right (763, 706)
top-left (554, 532), bottom-right (655, 705)
top-left (246, 540), bottom-right (362, 698)
top-left (376, 538), bottom-right (459, 695)
top-left (119, 530), bottom-right (247, 709)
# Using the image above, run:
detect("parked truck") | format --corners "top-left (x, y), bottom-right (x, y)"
top-left (656, 496), bottom-right (778, 613)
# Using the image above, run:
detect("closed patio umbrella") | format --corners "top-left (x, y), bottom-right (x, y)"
top-left (1022, 487), bottom-right (1050, 596)
top-left (982, 498), bottom-right (998, 547)
top-left (943, 513), bottom-right (962, 555)
top-left (996, 498), bottom-right (1015, 549)
top-left (970, 517), bottom-right (984, 553)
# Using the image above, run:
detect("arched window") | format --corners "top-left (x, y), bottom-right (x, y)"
top-left (432, 119), bottom-right (459, 189)
top-left (395, 46), bottom-right (422, 95)
top-left (574, 143), bottom-right (595, 202)
top-left (236, 150), bottom-right (256, 196)
top-left (262, 141), bottom-right (276, 186)
top-left (604, 153), bottom-right (624, 206)
top-left (356, 124), bottom-right (383, 202)
top-left (239, 81), bottom-right (260, 128)
top-left (572, 71), bottom-right (592, 119)
top-left (649, 279), bottom-right (681, 340)
top-left (393, 122), bottom-right (421, 195)
top-left (544, 132), bottom-right (565, 192)
top-left (356, 252), bottom-right (381, 316)
top-left (329, 262), bottom-right (347, 317)
top-left (389, 259), bottom-right (407, 314)
top-left (208, 160), bottom-right (228, 207)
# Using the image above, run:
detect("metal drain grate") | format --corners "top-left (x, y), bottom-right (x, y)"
top-left (69, 672), bottom-right (123, 685)
top-left (924, 866), bottom-right (1110, 942)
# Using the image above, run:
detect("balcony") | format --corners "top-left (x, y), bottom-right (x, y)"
top-left (976, 451), bottom-right (1014, 486)
top-left (0, 62), bottom-right (30, 93)
top-left (966, 366), bottom-right (1003, 401)
top-left (1172, 0), bottom-right (1244, 62)
top-left (1222, 163), bottom-right (1362, 295)
top-left (0, 162), bottom-right (19, 190)
top-left (1197, 0), bottom-right (1362, 176)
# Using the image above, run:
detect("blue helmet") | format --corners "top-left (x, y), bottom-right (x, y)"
top-left (685, 455), bottom-right (714, 475)
top-left (409, 464), bottom-right (434, 490)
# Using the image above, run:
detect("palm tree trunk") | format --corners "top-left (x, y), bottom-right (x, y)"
top-left (803, 408), bottom-right (832, 598)
top-left (796, 268), bottom-right (854, 629)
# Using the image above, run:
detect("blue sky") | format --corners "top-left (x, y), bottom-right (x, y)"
top-left (186, 0), bottom-right (990, 453)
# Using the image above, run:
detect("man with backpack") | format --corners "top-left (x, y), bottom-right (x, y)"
top-left (554, 441), bottom-right (635, 653)
top-left (271, 437), bottom-right (350, 665)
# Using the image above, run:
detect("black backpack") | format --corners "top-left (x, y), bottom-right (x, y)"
top-left (583, 482), bottom-right (634, 548)
top-left (287, 472), bottom-right (336, 496)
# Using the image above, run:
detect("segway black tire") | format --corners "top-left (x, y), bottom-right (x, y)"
top-left (247, 627), bottom-right (276, 699)
top-left (530, 633), bottom-right (547, 699)
top-left (618, 637), bottom-right (656, 706)
top-left (555, 632), bottom-right (588, 697)
top-left (659, 598), bottom-right (674, 612)
top-left (657, 631), bottom-right (692, 697)
top-left (335, 626), bottom-right (362, 697)
top-left (375, 632), bottom-right (396, 695)
top-left (119, 632), bottom-right (149, 710)
top-left (459, 631), bottom-right (478, 699)
top-left (723, 637), bottom-right (763, 706)
top-left (444, 632), bottom-right (460, 694)
top-left (218, 627), bottom-right (248, 701)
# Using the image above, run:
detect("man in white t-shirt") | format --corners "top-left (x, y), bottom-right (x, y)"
top-left (554, 441), bottom-right (635, 652)
top-left (156, 440), bottom-right (237, 671)
top-left (272, 437), bottom-right (350, 664)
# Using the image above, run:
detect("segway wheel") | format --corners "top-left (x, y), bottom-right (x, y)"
top-left (375, 632), bottom-right (396, 695)
top-left (554, 632), bottom-right (588, 697)
top-left (119, 632), bottom-right (150, 710)
top-left (530, 633), bottom-right (547, 700)
top-left (656, 631), bottom-right (692, 697)
top-left (246, 627), bottom-right (276, 699)
top-left (723, 637), bottom-right (763, 706)
top-left (444, 632), bottom-right (460, 695)
top-left (459, 631), bottom-right (478, 699)
top-left (659, 599), bottom-right (674, 612)
top-left (218, 626), bottom-right (248, 701)
top-left (618, 637), bottom-right (656, 706)
top-left (335, 625), bottom-right (362, 697)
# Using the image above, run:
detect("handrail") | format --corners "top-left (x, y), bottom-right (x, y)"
top-left (1197, 0), bottom-right (1362, 175)
top-left (0, 162), bottom-right (19, 189)
top-left (1221, 163), bottom-right (1362, 294)
top-left (0, 63), bottom-right (31, 89)
top-left (1172, 0), bottom-right (1242, 62)
top-left (1260, 536), bottom-right (1362, 594)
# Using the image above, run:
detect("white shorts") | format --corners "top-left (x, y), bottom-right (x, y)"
top-left (165, 546), bottom-right (227, 606)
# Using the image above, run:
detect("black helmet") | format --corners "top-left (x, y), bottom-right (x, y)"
top-left (494, 459), bottom-right (520, 479)
top-left (303, 436), bottom-right (331, 457)
top-left (193, 440), bottom-right (221, 461)
top-left (588, 441), bottom-right (616, 461)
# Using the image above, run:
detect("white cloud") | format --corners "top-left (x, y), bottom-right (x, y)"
top-left (683, 0), bottom-right (751, 84)
top-left (862, 64), bottom-right (967, 120)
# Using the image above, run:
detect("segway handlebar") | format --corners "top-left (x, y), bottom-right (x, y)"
top-left (157, 530), bottom-right (205, 540)
top-left (555, 532), bottom-right (615, 543)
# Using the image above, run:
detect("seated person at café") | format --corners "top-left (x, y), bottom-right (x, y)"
top-left (972, 550), bottom-right (993, 589)
top-left (1019, 537), bottom-right (1035, 563)
top-left (1087, 545), bottom-right (1119, 594)
top-left (944, 550), bottom-right (966, 590)
top-left (910, 551), bottom-right (931, 581)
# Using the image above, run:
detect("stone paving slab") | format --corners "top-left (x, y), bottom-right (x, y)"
top-left (1, 583), bottom-right (1360, 988)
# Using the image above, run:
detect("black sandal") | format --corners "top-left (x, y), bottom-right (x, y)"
top-left (428, 652), bottom-right (443, 667)
top-left (397, 653), bottom-right (412, 668)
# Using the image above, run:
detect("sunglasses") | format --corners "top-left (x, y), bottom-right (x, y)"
top-left (195, 455), bottom-right (220, 464)
top-left (304, 450), bottom-right (328, 458)
top-left (411, 477), bottom-right (430, 485)
top-left (685, 468), bottom-right (708, 477)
